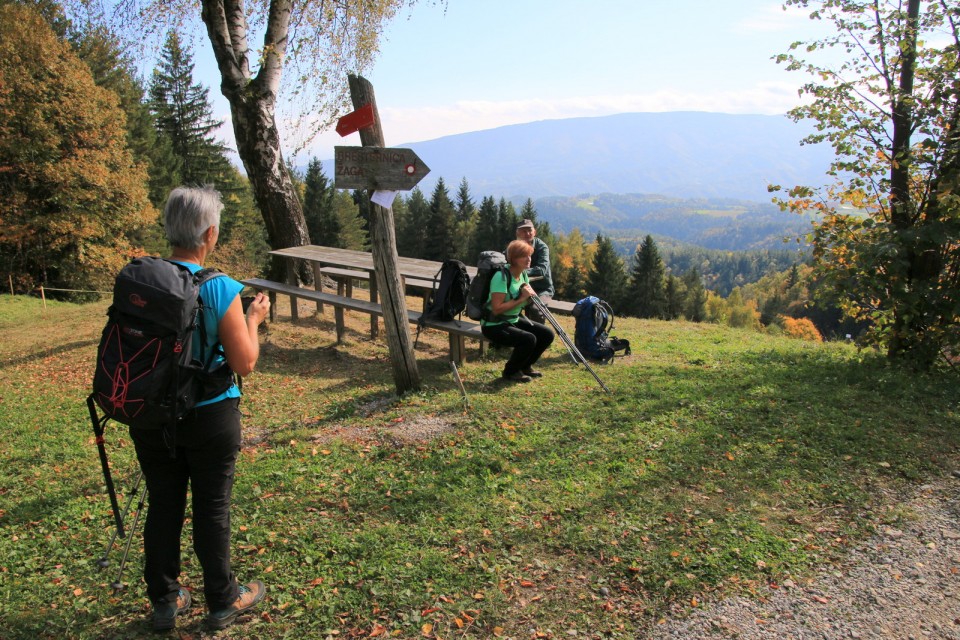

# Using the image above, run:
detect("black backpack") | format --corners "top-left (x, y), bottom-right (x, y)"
top-left (573, 296), bottom-right (632, 363)
top-left (415, 259), bottom-right (470, 345)
top-left (91, 257), bottom-right (234, 430)
top-left (466, 251), bottom-right (509, 321)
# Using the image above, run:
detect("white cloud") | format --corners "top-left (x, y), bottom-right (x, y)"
top-left (290, 82), bottom-right (807, 161)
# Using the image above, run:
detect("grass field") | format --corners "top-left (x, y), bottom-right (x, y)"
top-left (0, 293), bottom-right (957, 639)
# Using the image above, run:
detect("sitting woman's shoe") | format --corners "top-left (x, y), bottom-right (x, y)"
top-left (521, 368), bottom-right (543, 378)
top-left (502, 371), bottom-right (532, 383)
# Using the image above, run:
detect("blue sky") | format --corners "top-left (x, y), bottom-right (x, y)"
top-left (193, 1), bottom-right (834, 161)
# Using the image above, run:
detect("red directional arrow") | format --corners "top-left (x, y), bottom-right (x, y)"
top-left (335, 103), bottom-right (376, 137)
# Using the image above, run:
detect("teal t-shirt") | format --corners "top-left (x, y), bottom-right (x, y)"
top-left (171, 260), bottom-right (243, 406)
top-left (481, 269), bottom-right (528, 327)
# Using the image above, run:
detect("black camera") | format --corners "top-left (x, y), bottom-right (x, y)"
top-left (241, 295), bottom-right (256, 313)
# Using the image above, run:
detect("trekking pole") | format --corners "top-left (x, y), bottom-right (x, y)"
top-left (530, 296), bottom-right (610, 393)
top-left (96, 470), bottom-right (143, 570)
top-left (87, 395), bottom-right (125, 536)
top-left (449, 360), bottom-right (470, 408)
top-left (111, 482), bottom-right (147, 591)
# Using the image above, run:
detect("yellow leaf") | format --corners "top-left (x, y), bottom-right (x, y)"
top-left (421, 623), bottom-right (433, 635)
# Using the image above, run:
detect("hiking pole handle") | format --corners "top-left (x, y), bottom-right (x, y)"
top-left (530, 297), bottom-right (610, 393)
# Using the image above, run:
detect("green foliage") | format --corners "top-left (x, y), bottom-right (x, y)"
top-left (0, 3), bottom-right (152, 295)
top-left (775, 0), bottom-right (960, 368)
top-left (2, 296), bottom-right (959, 637)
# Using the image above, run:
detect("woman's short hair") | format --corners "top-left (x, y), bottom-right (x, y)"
top-left (164, 186), bottom-right (224, 249)
top-left (506, 239), bottom-right (534, 264)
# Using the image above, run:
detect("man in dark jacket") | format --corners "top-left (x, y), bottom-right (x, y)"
top-left (515, 218), bottom-right (554, 323)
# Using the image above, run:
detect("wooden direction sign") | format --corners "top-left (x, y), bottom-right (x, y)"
top-left (334, 146), bottom-right (430, 191)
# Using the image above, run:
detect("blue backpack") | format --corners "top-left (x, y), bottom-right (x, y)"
top-left (573, 296), bottom-right (631, 362)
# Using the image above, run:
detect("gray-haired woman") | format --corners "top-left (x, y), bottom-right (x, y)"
top-left (129, 186), bottom-right (270, 631)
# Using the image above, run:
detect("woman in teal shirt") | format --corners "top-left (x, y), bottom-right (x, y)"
top-left (481, 240), bottom-right (554, 382)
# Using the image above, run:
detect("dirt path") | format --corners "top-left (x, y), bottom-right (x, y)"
top-left (645, 472), bottom-right (960, 639)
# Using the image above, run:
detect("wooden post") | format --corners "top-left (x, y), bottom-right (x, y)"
top-left (347, 74), bottom-right (420, 393)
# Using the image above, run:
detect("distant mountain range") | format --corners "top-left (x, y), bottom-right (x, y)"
top-left (387, 111), bottom-right (836, 202)
top-left (320, 111), bottom-right (835, 252)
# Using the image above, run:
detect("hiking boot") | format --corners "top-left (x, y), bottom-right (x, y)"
top-left (502, 371), bottom-right (532, 383)
top-left (521, 368), bottom-right (543, 378)
top-left (152, 588), bottom-right (191, 631)
top-left (206, 580), bottom-right (266, 630)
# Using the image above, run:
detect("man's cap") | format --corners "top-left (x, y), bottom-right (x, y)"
top-left (517, 219), bottom-right (535, 230)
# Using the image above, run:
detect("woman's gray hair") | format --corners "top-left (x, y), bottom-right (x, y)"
top-left (164, 186), bottom-right (224, 249)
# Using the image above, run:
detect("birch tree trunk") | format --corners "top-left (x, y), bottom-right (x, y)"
top-left (200, 0), bottom-right (310, 282)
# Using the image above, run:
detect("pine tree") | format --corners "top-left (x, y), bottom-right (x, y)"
top-left (398, 188), bottom-right (430, 258)
top-left (470, 196), bottom-right (501, 259)
top-left (587, 234), bottom-right (628, 311)
top-left (424, 178), bottom-right (457, 261)
top-left (333, 191), bottom-right (368, 250)
top-left (149, 30), bottom-right (232, 186)
top-left (455, 177), bottom-right (475, 222)
top-left (303, 158), bottom-right (338, 245)
top-left (628, 235), bottom-right (667, 318)
top-left (683, 267), bottom-right (708, 322)
top-left (497, 198), bottom-right (520, 249)
top-left (454, 177), bottom-right (477, 262)
top-left (663, 274), bottom-right (686, 320)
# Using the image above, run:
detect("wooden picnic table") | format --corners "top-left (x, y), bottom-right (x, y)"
top-left (270, 245), bottom-right (475, 337)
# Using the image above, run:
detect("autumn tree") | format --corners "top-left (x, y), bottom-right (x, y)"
top-left (775, 0), bottom-right (960, 368)
top-left (0, 3), bottom-right (152, 294)
top-left (552, 228), bottom-right (591, 301)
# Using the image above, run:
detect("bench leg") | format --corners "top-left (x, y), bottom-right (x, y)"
top-left (335, 308), bottom-right (345, 344)
top-left (311, 263), bottom-right (324, 314)
top-left (268, 291), bottom-right (276, 323)
top-left (284, 259), bottom-right (299, 322)
top-left (369, 278), bottom-right (379, 340)
top-left (449, 334), bottom-right (466, 365)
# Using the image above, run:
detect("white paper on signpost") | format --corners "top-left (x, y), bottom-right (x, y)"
top-left (371, 190), bottom-right (397, 209)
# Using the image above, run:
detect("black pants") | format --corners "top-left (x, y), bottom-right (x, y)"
top-left (481, 315), bottom-right (554, 375)
top-left (130, 398), bottom-right (242, 611)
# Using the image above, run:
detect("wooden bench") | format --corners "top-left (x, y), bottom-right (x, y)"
top-left (316, 266), bottom-right (436, 309)
top-left (546, 299), bottom-right (576, 314)
top-left (242, 278), bottom-right (486, 363)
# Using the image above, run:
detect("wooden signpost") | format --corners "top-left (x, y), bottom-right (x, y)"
top-left (333, 146), bottom-right (430, 191)
top-left (339, 74), bottom-right (422, 394)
